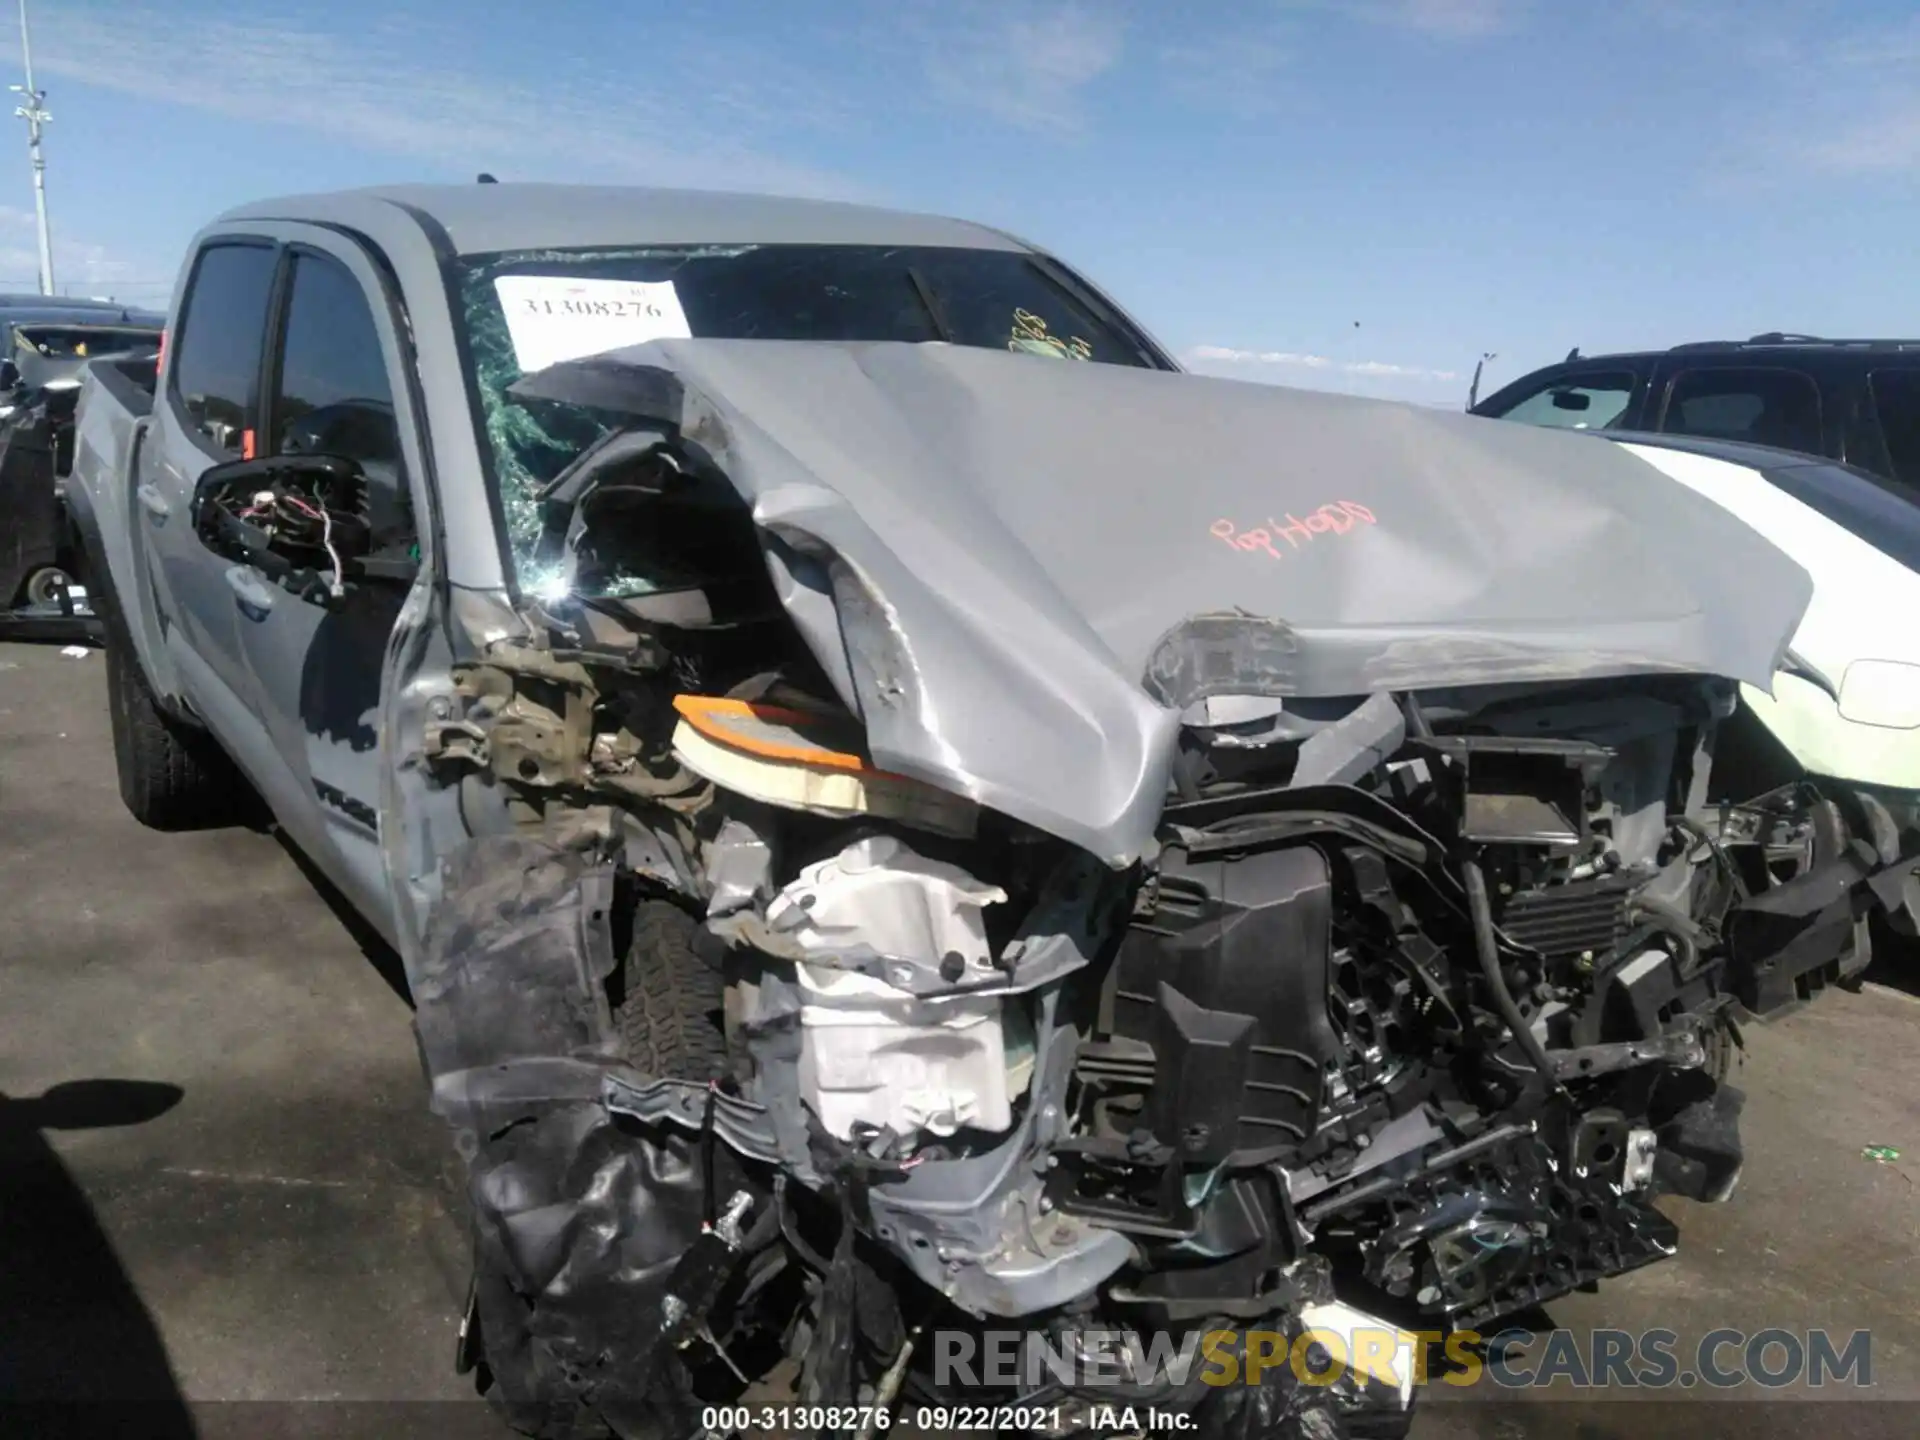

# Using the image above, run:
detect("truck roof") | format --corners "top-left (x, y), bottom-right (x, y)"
top-left (217, 182), bottom-right (1035, 258)
top-left (1547, 335), bottom-right (1920, 366)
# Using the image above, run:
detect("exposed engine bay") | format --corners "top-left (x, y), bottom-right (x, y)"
top-left (401, 342), bottom-right (1888, 1438)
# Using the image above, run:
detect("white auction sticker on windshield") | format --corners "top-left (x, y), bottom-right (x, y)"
top-left (494, 275), bottom-right (692, 373)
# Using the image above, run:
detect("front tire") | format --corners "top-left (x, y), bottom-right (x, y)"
top-left (609, 898), bottom-right (728, 1082)
top-left (104, 624), bottom-right (244, 830)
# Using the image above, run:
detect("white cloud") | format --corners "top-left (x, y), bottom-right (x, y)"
top-left (1188, 344), bottom-right (1458, 381)
top-left (34, 2), bottom-right (859, 199)
top-left (1191, 346), bottom-right (1333, 368)
top-left (1347, 358), bottom-right (1460, 378)
top-left (0, 204), bottom-right (148, 298)
top-left (915, 2), bottom-right (1126, 135)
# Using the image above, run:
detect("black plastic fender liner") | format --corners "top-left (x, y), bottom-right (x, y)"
top-left (416, 835), bottom-right (715, 1438)
top-left (414, 835), bottom-right (623, 1083)
top-left (469, 1107), bottom-right (708, 1439)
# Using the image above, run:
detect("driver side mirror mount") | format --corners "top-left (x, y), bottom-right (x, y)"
top-left (190, 452), bottom-right (417, 608)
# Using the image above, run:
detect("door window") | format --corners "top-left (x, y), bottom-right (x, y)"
top-left (1485, 372), bottom-right (1635, 429)
top-left (169, 243), bottom-right (278, 455)
top-left (1661, 368), bottom-right (1823, 455)
top-left (1868, 368), bottom-right (1920, 488)
top-left (268, 252), bottom-right (409, 540)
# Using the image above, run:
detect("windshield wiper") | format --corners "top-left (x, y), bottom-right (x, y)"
top-left (1781, 647), bottom-right (1839, 702)
top-left (906, 267), bottom-right (953, 343)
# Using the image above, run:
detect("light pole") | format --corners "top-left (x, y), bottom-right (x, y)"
top-left (11, 0), bottom-right (52, 295)
top-left (1467, 351), bottom-right (1497, 410)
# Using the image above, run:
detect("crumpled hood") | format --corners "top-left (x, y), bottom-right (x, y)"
top-left (513, 339), bottom-right (1813, 863)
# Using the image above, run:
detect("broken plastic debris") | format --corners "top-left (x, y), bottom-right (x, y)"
top-left (1862, 1145), bottom-right (1902, 1163)
top-left (59, 646), bottom-right (91, 659)
top-left (766, 836), bottom-right (1023, 1141)
top-left (766, 835), bottom-right (1007, 964)
top-left (670, 702), bottom-right (978, 838)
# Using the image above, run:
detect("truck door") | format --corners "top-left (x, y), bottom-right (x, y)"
top-left (229, 239), bottom-right (424, 938)
top-left (135, 239), bottom-right (282, 760)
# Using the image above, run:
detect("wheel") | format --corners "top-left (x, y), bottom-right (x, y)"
top-left (104, 623), bottom-right (246, 830)
top-left (21, 564), bottom-right (73, 607)
top-left (608, 897), bottom-right (728, 1081)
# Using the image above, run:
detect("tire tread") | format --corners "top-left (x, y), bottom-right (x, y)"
top-left (106, 627), bottom-right (244, 831)
top-left (612, 899), bottom-right (728, 1080)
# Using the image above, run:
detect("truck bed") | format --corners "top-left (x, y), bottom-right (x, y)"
top-left (62, 353), bottom-right (163, 656)
top-left (86, 353), bottom-right (158, 418)
top-left (0, 355), bottom-right (155, 634)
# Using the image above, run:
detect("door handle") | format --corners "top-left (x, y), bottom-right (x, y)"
top-left (224, 565), bottom-right (276, 616)
top-left (136, 482), bottom-right (171, 521)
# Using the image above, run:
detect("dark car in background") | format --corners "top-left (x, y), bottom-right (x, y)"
top-left (1471, 334), bottom-right (1920, 504)
top-left (0, 294), bottom-right (164, 639)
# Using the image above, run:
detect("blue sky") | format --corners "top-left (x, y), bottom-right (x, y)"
top-left (8, 0), bottom-right (1920, 404)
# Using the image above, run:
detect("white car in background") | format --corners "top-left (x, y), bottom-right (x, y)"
top-left (1610, 431), bottom-right (1920, 949)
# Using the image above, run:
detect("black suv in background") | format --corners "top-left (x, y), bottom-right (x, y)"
top-left (1470, 334), bottom-right (1920, 502)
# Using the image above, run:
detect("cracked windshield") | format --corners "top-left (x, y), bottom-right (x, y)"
top-left (457, 242), bottom-right (1162, 598)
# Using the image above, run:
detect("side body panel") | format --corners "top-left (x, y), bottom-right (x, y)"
top-left (68, 363), bottom-right (173, 688)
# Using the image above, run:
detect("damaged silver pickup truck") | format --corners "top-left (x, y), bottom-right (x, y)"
top-left (65, 185), bottom-right (1913, 1439)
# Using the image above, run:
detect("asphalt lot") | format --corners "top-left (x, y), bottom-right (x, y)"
top-left (0, 640), bottom-right (488, 1439)
top-left (2, 634), bottom-right (1917, 1440)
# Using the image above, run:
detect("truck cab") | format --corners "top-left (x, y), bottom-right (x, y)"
top-left (71, 227), bottom-right (424, 941)
top-left (63, 184), bottom-right (1172, 958)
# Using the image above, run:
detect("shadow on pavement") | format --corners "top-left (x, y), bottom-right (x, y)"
top-left (268, 829), bottom-right (412, 1007)
top-left (1861, 915), bottom-right (1920, 998)
top-left (0, 1079), bottom-right (197, 1438)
